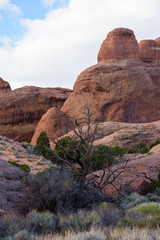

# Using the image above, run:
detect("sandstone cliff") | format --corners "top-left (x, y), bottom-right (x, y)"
top-left (0, 81), bottom-right (72, 142)
top-left (61, 28), bottom-right (160, 123)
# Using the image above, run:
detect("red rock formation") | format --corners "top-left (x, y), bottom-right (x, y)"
top-left (0, 77), bottom-right (11, 92)
top-left (94, 152), bottom-right (160, 197)
top-left (30, 28), bottom-right (160, 145)
top-left (0, 83), bottom-right (72, 142)
top-left (62, 121), bottom-right (160, 148)
top-left (139, 40), bottom-right (160, 67)
top-left (61, 61), bottom-right (160, 123)
top-left (31, 107), bottom-right (73, 145)
top-left (98, 28), bottom-right (140, 63)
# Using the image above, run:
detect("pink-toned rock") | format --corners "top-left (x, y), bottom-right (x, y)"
top-left (139, 40), bottom-right (160, 67)
top-left (91, 153), bottom-right (160, 197)
top-left (61, 121), bottom-right (160, 148)
top-left (31, 107), bottom-right (72, 145)
top-left (149, 144), bottom-right (160, 154)
top-left (93, 121), bottom-right (160, 147)
top-left (98, 28), bottom-right (140, 63)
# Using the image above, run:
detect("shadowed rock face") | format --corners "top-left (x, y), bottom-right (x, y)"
top-left (0, 159), bottom-right (35, 217)
top-left (0, 83), bottom-right (72, 142)
top-left (98, 28), bottom-right (140, 63)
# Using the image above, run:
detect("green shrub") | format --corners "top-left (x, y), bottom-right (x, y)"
top-left (111, 145), bottom-right (125, 156)
top-left (90, 145), bottom-right (114, 170)
top-left (134, 202), bottom-right (160, 216)
top-left (119, 211), bottom-right (146, 228)
top-left (54, 136), bottom-right (85, 164)
top-left (120, 193), bottom-right (149, 210)
top-left (90, 145), bottom-right (121, 171)
top-left (12, 229), bottom-right (37, 240)
top-left (24, 167), bottom-right (105, 213)
top-left (24, 210), bottom-right (60, 234)
top-left (137, 216), bottom-right (160, 228)
top-left (149, 140), bottom-right (160, 150)
top-left (8, 160), bottom-right (30, 173)
top-left (125, 142), bottom-right (148, 154)
top-left (34, 131), bottom-right (51, 159)
top-left (61, 210), bottom-right (101, 232)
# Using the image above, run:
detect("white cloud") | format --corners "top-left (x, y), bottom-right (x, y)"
top-left (0, 0), bottom-right (160, 90)
top-left (0, 0), bottom-right (21, 18)
top-left (6, 3), bottom-right (21, 17)
top-left (42, 0), bottom-right (56, 7)
top-left (0, 0), bottom-right (9, 9)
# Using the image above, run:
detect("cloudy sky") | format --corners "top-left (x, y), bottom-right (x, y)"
top-left (0, 0), bottom-right (159, 90)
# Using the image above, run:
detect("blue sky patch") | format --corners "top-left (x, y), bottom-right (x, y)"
top-left (0, 0), bottom-right (70, 46)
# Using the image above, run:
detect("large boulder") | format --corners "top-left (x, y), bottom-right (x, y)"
top-left (31, 107), bottom-right (73, 145)
top-left (0, 85), bottom-right (72, 142)
top-left (91, 153), bottom-right (160, 197)
top-left (139, 39), bottom-right (160, 67)
top-left (61, 61), bottom-right (160, 123)
top-left (98, 28), bottom-right (140, 63)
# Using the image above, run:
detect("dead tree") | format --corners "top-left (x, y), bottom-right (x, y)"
top-left (50, 106), bottom-right (130, 199)
top-left (51, 106), bottom-right (98, 183)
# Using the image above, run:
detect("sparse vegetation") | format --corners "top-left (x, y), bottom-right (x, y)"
top-left (149, 140), bottom-right (160, 150)
top-left (23, 167), bottom-right (105, 213)
top-left (125, 142), bottom-right (149, 154)
top-left (34, 131), bottom-right (51, 159)
top-left (8, 160), bottom-right (31, 173)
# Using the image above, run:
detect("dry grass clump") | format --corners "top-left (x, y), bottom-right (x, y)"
top-left (37, 227), bottom-right (160, 240)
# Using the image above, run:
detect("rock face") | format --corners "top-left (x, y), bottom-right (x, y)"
top-left (0, 84), bottom-right (72, 142)
top-left (98, 28), bottom-right (140, 63)
top-left (60, 121), bottom-right (160, 148)
top-left (60, 28), bottom-right (160, 126)
top-left (139, 40), bottom-right (160, 67)
top-left (0, 159), bottom-right (35, 217)
top-left (93, 152), bottom-right (160, 197)
top-left (149, 144), bottom-right (160, 154)
top-left (0, 77), bottom-right (11, 93)
top-left (31, 107), bottom-right (73, 145)
top-left (61, 61), bottom-right (160, 123)
top-left (0, 135), bottom-right (52, 174)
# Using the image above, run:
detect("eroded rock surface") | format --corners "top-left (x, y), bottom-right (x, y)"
top-left (98, 28), bottom-right (140, 63)
top-left (31, 107), bottom-right (73, 145)
top-left (0, 77), bottom-right (11, 93)
top-left (0, 84), bottom-right (72, 142)
top-left (139, 40), bottom-right (160, 67)
top-left (61, 61), bottom-right (160, 123)
top-left (60, 28), bottom-right (160, 127)
top-left (60, 121), bottom-right (160, 148)
top-left (97, 153), bottom-right (160, 197)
